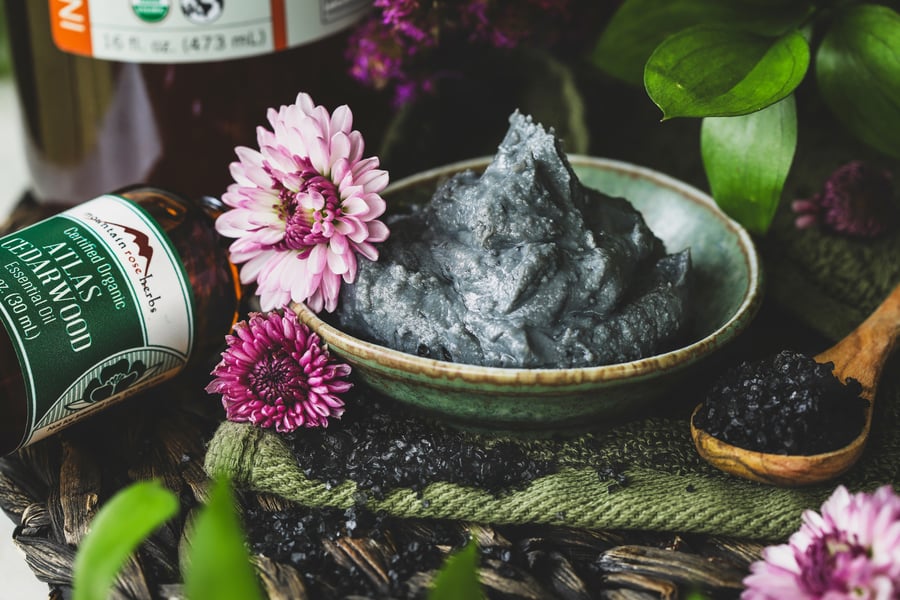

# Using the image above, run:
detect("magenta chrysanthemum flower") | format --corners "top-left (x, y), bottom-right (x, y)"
top-left (205, 309), bottom-right (352, 432)
top-left (792, 161), bottom-right (898, 238)
top-left (215, 92), bottom-right (390, 313)
top-left (743, 485), bottom-right (900, 599)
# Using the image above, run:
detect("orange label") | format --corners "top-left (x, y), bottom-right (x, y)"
top-left (49, 0), bottom-right (93, 57)
top-left (270, 0), bottom-right (287, 51)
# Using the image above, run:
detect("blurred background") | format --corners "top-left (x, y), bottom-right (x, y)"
top-left (0, 1), bottom-right (48, 595)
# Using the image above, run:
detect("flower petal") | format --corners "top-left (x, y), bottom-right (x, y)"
top-left (216, 92), bottom-right (389, 314)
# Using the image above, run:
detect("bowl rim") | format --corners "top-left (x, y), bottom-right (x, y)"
top-left (293, 155), bottom-right (762, 386)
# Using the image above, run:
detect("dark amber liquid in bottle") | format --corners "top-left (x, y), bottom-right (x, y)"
top-left (0, 187), bottom-right (241, 455)
top-left (3, 2), bottom-right (388, 205)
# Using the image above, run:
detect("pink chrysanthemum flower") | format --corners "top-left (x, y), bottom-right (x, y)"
top-left (743, 485), bottom-right (900, 599)
top-left (216, 92), bottom-right (390, 313)
top-left (205, 309), bottom-right (352, 432)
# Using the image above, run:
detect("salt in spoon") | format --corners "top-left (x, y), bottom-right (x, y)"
top-left (690, 283), bottom-right (900, 487)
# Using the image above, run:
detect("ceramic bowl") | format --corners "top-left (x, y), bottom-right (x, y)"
top-left (292, 156), bottom-right (762, 434)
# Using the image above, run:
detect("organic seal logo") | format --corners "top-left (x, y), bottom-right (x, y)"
top-left (181, 0), bottom-right (224, 24)
top-left (132, 0), bottom-right (170, 23)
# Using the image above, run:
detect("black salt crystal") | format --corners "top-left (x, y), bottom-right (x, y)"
top-left (694, 350), bottom-right (868, 455)
top-left (242, 504), bottom-right (464, 598)
top-left (285, 393), bottom-right (560, 499)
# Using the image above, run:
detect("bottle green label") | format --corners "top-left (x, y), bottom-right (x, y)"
top-left (0, 195), bottom-right (195, 449)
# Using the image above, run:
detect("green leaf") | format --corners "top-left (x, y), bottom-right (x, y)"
top-left (645, 26), bottom-right (809, 118)
top-left (427, 539), bottom-right (484, 600)
top-left (592, 0), bottom-right (814, 85)
top-left (701, 94), bottom-right (797, 235)
top-left (73, 481), bottom-right (179, 600)
top-left (816, 3), bottom-right (900, 159)
top-left (183, 477), bottom-right (264, 600)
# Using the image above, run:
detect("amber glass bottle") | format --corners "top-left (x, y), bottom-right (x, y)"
top-left (0, 187), bottom-right (241, 455)
top-left (3, 1), bottom-right (386, 205)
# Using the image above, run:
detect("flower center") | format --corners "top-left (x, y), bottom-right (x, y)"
top-left (271, 160), bottom-right (342, 256)
top-left (800, 533), bottom-right (869, 595)
top-left (248, 352), bottom-right (305, 406)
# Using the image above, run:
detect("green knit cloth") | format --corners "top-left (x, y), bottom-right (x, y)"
top-left (205, 206), bottom-right (900, 543)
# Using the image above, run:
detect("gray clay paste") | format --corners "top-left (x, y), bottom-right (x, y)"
top-left (334, 112), bottom-right (692, 368)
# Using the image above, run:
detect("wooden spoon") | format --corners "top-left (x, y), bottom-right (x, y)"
top-left (691, 283), bottom-right (900, 487)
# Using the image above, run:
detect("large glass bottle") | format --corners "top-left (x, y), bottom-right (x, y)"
top-left (0, 187), bottom-right (242, 455)
top-left (3, 0), bottom-right (386, 206)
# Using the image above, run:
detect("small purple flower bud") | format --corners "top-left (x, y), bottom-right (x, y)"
top-left (792, 161), bottom-right (897, 238)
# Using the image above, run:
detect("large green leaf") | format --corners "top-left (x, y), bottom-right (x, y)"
top-left (816, 3), bottom-right (900, 159)
top-left (645, 26), bottom-right (809, 119)
top-left (427, 539), bottom-right (484, 600)
top-left (592, 0), bottom-right (813, 85)
top-left (183, 477), bottom-right (264, 600)
top-left (701, 95), bottom-right (797, 235)
top-left (73, 481), bottom-right (179, 600)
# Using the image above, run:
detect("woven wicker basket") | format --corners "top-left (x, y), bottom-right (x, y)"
top-left (0, 196), bottom-right (764, 599)
top-left (0, 375), bottom-right (763, 600)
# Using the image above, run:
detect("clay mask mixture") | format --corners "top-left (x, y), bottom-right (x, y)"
top-left (335, 112), bottom-right (692, 368)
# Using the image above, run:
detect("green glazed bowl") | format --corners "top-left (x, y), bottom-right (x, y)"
top-left (292, 156), bottom-right (762, 434)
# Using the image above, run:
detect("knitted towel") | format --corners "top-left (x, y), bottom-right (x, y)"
top-left (204, 205), bottom-right (900, 543)
top-left (762, 204), bottom-right (900, 342)
top-left (205, 386), bottom-right (899, 543)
